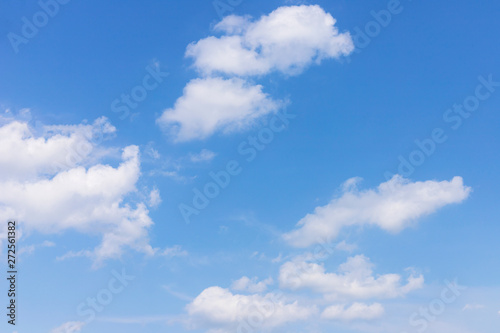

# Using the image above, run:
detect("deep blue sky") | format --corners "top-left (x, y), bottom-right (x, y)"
top-left (0, 1), bottom-right (499, 333)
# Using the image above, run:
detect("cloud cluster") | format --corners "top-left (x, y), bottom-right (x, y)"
top-left (158, 5), bottom-right (353, 142)
top-left (185, 286), bottom-right (316, 332)
top-left (0, 118), bottom-right (155, 266)
top-left (279, 255), bottom-right (423, 300)
top-left (186, 253), bottom-right (421, 328)
top-left (183, 172), bottom-right (472, 327)
top-left (284, 175), bottom-right (471, 247)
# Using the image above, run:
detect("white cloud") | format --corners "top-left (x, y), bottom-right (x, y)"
top-left (284, 175), bottom-right (471, 247)
top-left (19, 240), bottom-right (55, 256)
top-left (0, 118), bottom-right (155, 267)
top-left (279, 255), bottom-right (423, 300)
top-left (321, 302), bottom-right (384, 321)
top-left (335, 240), bottom-right (357, 252)
top-left (462, 303), bottom-right (485, 311)
top-left (162, 285), bottom-right (193, 302)
top-left (158, 245), bottom-right (188, 258)
top-left (159, 5), bottom-right (352, 142)
top-left (149, 187), bottom-right (162, 208)
top-left (231, 276), bottom-right (273, 293)
top-left (147, 147), bottom-right (160, 160)
top-left (187, 5), bottom-right (354, 76)
top-left (189, 149), bottom-right (216, 163)
top-left (0, 117), bottom-right (115, 181)
top-left (157, 77), bottom-right (282, 142)
top-left (186, 286), bottom-right (316, 332)
top-left (51, 321), bottom-right (85, 333)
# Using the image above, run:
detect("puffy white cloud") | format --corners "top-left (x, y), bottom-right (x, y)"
top-left (0, 118), bottom-right (155, 267)
top-left (158, 5), bottom-right (352, 142)
top-left (321, 302), bottom-right (384, 321)
top-left (231, 276), bottom-right (274, 293)
top-left (186, 286), bottom-right (316, 332)
top-left (284, 175), bottom-right (471, 247)
top-left (157, 77), bottom-right (282, 142)
top-left (279, 255), bottom-right (423, 300)
top-left (51, 321), bottom-right (85, 333)
top-left (0, 117), bottom-right (115, 181)
top-left (187, 5), bottom-right (354, 76)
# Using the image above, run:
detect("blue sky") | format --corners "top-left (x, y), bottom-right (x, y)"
top-left (1, 0), bottom-right (500, 332)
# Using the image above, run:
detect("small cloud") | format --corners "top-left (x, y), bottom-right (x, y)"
top-left (321, 302), bottom-right (384, 321)
top-left (272, 253), bottom-right (284, 263)
top-left (158, 245), bottom-right (188, 258)
top-left (462, 303), bottom-right (485, 311)
top-left (149, 188), bottom-right (162, 208)
top-left (335, 241), bottom-right (357, 252)
top-left (162, 285), bottom-right (193, 302)
top-left (56, 250), bottom-right (92, 261)
top-left (19, 240), bottom-right (56, 256)
top-left (149, 169), bottom-right (190, 182)
top-left (249, 251), bottom-right (267, 261)
top-left (96, 315), bottom-right (171, 325)
top-left (51, 321), bottom-right (85, 333)
top-left (148, 148), bottom-right (160, 159)
top-left (231, 276), bottom-right (273, 293)
top-left (189, 149), bottom-right (216, 163)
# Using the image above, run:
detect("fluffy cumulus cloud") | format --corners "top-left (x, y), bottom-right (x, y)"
top-left (157, 77), bottom-right (282, 142)
top-left (0, 117), bottom-right (115, 180)
top-left (158, 5), bottom-right (353, 142)
top-left (185, 286), bottom-right (316, 332)
top-left (231, 276), bottom-right (274, 293)
top-left (279, 255), bottom-right (423, 300)
top-left (284, 175), bottom-right (471, 247)
top-left (321, 302), bottom-right (384, 321)
top-left (186, 5), bottom-right (354, 76)
top-left (0, 118), bottom-right (155, 266)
